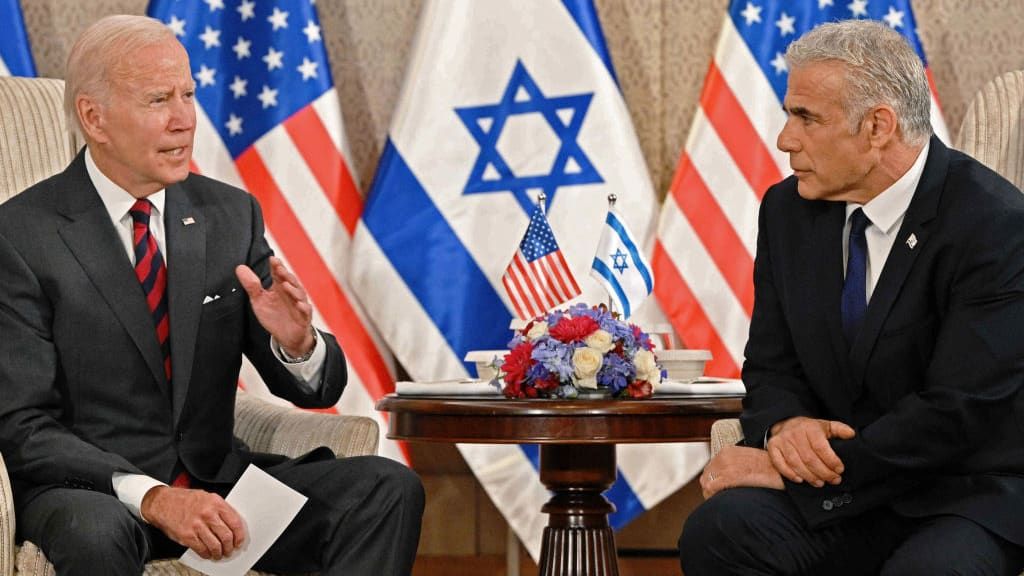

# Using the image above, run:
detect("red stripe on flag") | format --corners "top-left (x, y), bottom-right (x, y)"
top-left (235, 148), bottom-right (395, 406)
top-left (512, 253), bottom-right (548, 316)
top-left (702, 63), bottom-right (782, 198)
top-left (527, 259), bottom-right (558, 309)
top-left (502, 275), bottom-right (529, 320)
top-left (283, 107), bottom-right (363, 235)
top-left (653, 241), bottom-right (741, 378)
top-left (669, 154), bottom-right (755, 315)
top-left (553, 250), bottom-right (581, 294)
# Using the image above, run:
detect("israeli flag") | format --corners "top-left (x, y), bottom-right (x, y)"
top-left (352, 0), bottom-right (707, 558)
top-left (591, 207), bottom-right (654, 318)
top-left (0, 0), bottom-right (36, 77)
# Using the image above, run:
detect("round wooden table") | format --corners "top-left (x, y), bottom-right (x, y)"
top-left (376, 394), bottom-right (743, 576)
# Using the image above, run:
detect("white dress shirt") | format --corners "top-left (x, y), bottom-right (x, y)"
top-left (843, 141), bottom-right (930, 302)
top-left (85, 148), bottom-right (326, 519)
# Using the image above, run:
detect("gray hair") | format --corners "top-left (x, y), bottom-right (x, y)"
top-left (785, 19), bottom-right (932, 145)
top-left (64, 15), bottom-right (178, 139)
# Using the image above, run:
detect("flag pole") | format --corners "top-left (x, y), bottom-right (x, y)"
top-left (537, 191), bottom-right (547, 215)
top-left (605, 193), bottom-right (617, 315)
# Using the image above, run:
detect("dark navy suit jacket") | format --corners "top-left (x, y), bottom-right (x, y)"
top-left (741, 137), bottom-right (1024, 545)
top-left (0, 151), bottom-right (347, 511)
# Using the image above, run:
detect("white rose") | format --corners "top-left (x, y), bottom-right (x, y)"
top-left (572, 347), bottom-right (603, 387)
top-left (584, 329), bottom-right (614, 353)
top-left (526, 321), bottom-right (548, 340)
top-left (634, 350), bottom-right (659, 383)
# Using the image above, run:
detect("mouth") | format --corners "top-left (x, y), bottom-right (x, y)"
top-left (160, 145), bottom-right (190, 159)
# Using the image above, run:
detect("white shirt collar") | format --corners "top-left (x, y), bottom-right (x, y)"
top-left (85, 146), bottom-right (167, 223)
top-left (846, 140), bottom-right (930, 230)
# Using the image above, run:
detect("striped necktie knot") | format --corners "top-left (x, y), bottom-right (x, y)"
top-left (129, 199), bottom-right (171, 382)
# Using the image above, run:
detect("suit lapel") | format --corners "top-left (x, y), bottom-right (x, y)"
top-left (164, 181), bottom-right (206, 426)
top-left (56, 154), bottom-right (169, 395)
top-left (848, 138), bottom-right (947, 391)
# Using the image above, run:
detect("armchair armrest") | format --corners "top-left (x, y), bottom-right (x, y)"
top-left (710, 418), bottom-right (744, 457)
top-left (1, 452), bottom-right (13, 576)
top-left (233, 391), bottom-right (379, 459)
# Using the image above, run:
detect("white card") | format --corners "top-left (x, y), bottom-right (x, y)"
top-left (180, 464), bottom-right (308, 576)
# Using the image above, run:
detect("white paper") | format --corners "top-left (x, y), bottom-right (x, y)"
top-left (656, 377), bottom-right (746, 396)
top-left (180, 464), bottom-right (308, 576)
top-left (396, 379), bottom-right (502, 396)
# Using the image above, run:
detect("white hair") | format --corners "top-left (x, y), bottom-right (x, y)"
top-left (64, 15), bottom-right (178, 138)
top-left (785, 19), bottom-right (932, 145)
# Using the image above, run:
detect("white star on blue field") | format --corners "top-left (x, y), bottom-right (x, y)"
top-left (455, 60), bottom-right (604, 215)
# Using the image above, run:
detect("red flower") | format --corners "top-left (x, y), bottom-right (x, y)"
top-left (625, 379), bottom-right (653, 398)
top-left (534, 374), bottom-right (560, 392)
top-left (502, 341), bottom-right (534, 387)
top-left (549, 315), bottom-right (599, 343)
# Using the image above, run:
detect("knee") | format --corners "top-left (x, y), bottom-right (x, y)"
top-left (370, 457), bottom-right (425, 512)
top-left (678, 493), bottom-right (735, 570)
top-left (39, 500), bottom-right (147, 569)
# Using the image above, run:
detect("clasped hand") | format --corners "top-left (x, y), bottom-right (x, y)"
top-left (766, 416), bottom-right (855, 487)
top-left (236, 256), bottom-right (315, 358)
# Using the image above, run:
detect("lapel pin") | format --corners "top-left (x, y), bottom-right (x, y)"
top-left (905, 233), bottom-right (918, 250)
top-left (182, 217), bottom-right (196, 226)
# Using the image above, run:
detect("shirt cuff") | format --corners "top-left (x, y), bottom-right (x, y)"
top-left (112, 472), bottom-right (166, 522)
top-left (270, 329), bottom-right (327, 391)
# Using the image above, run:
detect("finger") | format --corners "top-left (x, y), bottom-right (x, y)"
top-left (809, 432), bottom-right (845, 475)
top-left (768, 444), bottom-right (801, 483)
top-left (827, 420), bottom-right (856, 440)
top-left (235, 265), bottom-right (263, 299)
top-left (196, 525), bottom-right (224, 560)
top-left (780, 441), bottom-right (817, 484)
top-left (220, 506), bottom-right (247, 550)
top-left (208, 519), bottom-right (237, 557)
top-left (274, 279), bottom-right (310, 305)
top-left (269, 257), bottom-right (304, 293)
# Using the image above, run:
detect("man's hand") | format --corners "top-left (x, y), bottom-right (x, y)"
top-left (700, 445), bottom-right (784, 499)
top-left (766, 416), bottom-right (856, 487)
top-left (236, 257), bottom-right (315, 357)
top-left (141, 486), bottom-right (246, 560)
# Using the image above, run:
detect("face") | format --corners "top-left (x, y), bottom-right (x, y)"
top-left (776, 61), bottom-right (876, 202)
top-left (82, 38), bottom-right (196, 198)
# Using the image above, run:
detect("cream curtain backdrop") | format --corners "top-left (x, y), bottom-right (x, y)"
top-left (18, 0), bottom-right (1024, 199)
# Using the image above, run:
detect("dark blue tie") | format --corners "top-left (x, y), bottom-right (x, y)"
top-left (841, 208), bottom-right (870, 347)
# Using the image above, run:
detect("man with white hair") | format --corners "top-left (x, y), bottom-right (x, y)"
top-left (679, 20), bottom-right (1024, 574)
top-left (0, 15), bottom-right (422, 575)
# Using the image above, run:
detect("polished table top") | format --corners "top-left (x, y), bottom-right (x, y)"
top-left (376, 394), bottom-right (744, 444)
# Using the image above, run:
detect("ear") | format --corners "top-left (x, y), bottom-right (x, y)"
top-left (76, 93), bottom-right (108, 144)
top-left (864, 104), bottom-right (898, 147)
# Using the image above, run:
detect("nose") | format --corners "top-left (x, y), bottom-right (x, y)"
top-left (776, 118), bottom-right (799, 153)
top-left (168, 97), bottom-right (196, 133)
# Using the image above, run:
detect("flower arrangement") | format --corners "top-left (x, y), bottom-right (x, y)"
top-left (491, 303), bottom-right (664, 399)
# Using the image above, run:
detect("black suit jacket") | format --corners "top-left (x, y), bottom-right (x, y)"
top-left (0, 151), bottom-right (347, 510)
top-left (741, 137), bottom-right (1024, 545)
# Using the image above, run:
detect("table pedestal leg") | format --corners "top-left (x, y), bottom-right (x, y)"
top-left (537, 444), bottom-right (619, 576)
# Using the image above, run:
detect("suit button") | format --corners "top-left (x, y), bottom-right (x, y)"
top-left (842, 493), bottom-right (853, 504)
top-left (822, 499), bottom-right (834, 511)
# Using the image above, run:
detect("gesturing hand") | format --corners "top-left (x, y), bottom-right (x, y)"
top-left (141, 486), bottom-right (246, 560)
top-left (767, 416), bottom-right (856, 487)
top-left (700, 445), bottom-right (784, 499)
top-left (236, 257), bottom-right (315, 358)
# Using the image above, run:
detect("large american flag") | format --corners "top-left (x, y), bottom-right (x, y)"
top-left (653, 0), bottom-right (948, 377)
top-left (503, 202), bottom-right (581, 319)
top-left (146, 0), bottom-right (405, 463)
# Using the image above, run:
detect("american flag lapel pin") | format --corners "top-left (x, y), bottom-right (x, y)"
top-left (182, 217), bottom-right (196, 226)
top-left (905, 233), bottom-right (917, 250)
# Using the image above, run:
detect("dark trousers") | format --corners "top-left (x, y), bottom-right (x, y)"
top-left (679, 487), bottom-right (1024, 576)
top-left (18, 455), bottom-right (424, 576)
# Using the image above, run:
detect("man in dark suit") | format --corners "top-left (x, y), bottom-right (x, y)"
top-left (679, 20), bottom-right (1024, 575)
top-left (0, 15), bottom-right (422, 575)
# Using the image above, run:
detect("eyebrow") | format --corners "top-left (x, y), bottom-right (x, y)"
top-left (784, 105), bottom-right (818, 119)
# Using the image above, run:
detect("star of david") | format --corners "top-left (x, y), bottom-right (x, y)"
top-left (611, 248), bottom-right (629, 274)
top-left (455, 60), bottom-right (604, 215)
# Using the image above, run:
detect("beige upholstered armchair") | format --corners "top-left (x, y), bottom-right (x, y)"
top-left (956, 69), bottom-right (1024, 190)
top-left (0, 76), bottom-right (380, 575)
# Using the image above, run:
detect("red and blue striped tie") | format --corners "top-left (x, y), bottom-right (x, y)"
top-left (129, 199), bottom-right (171, 383)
